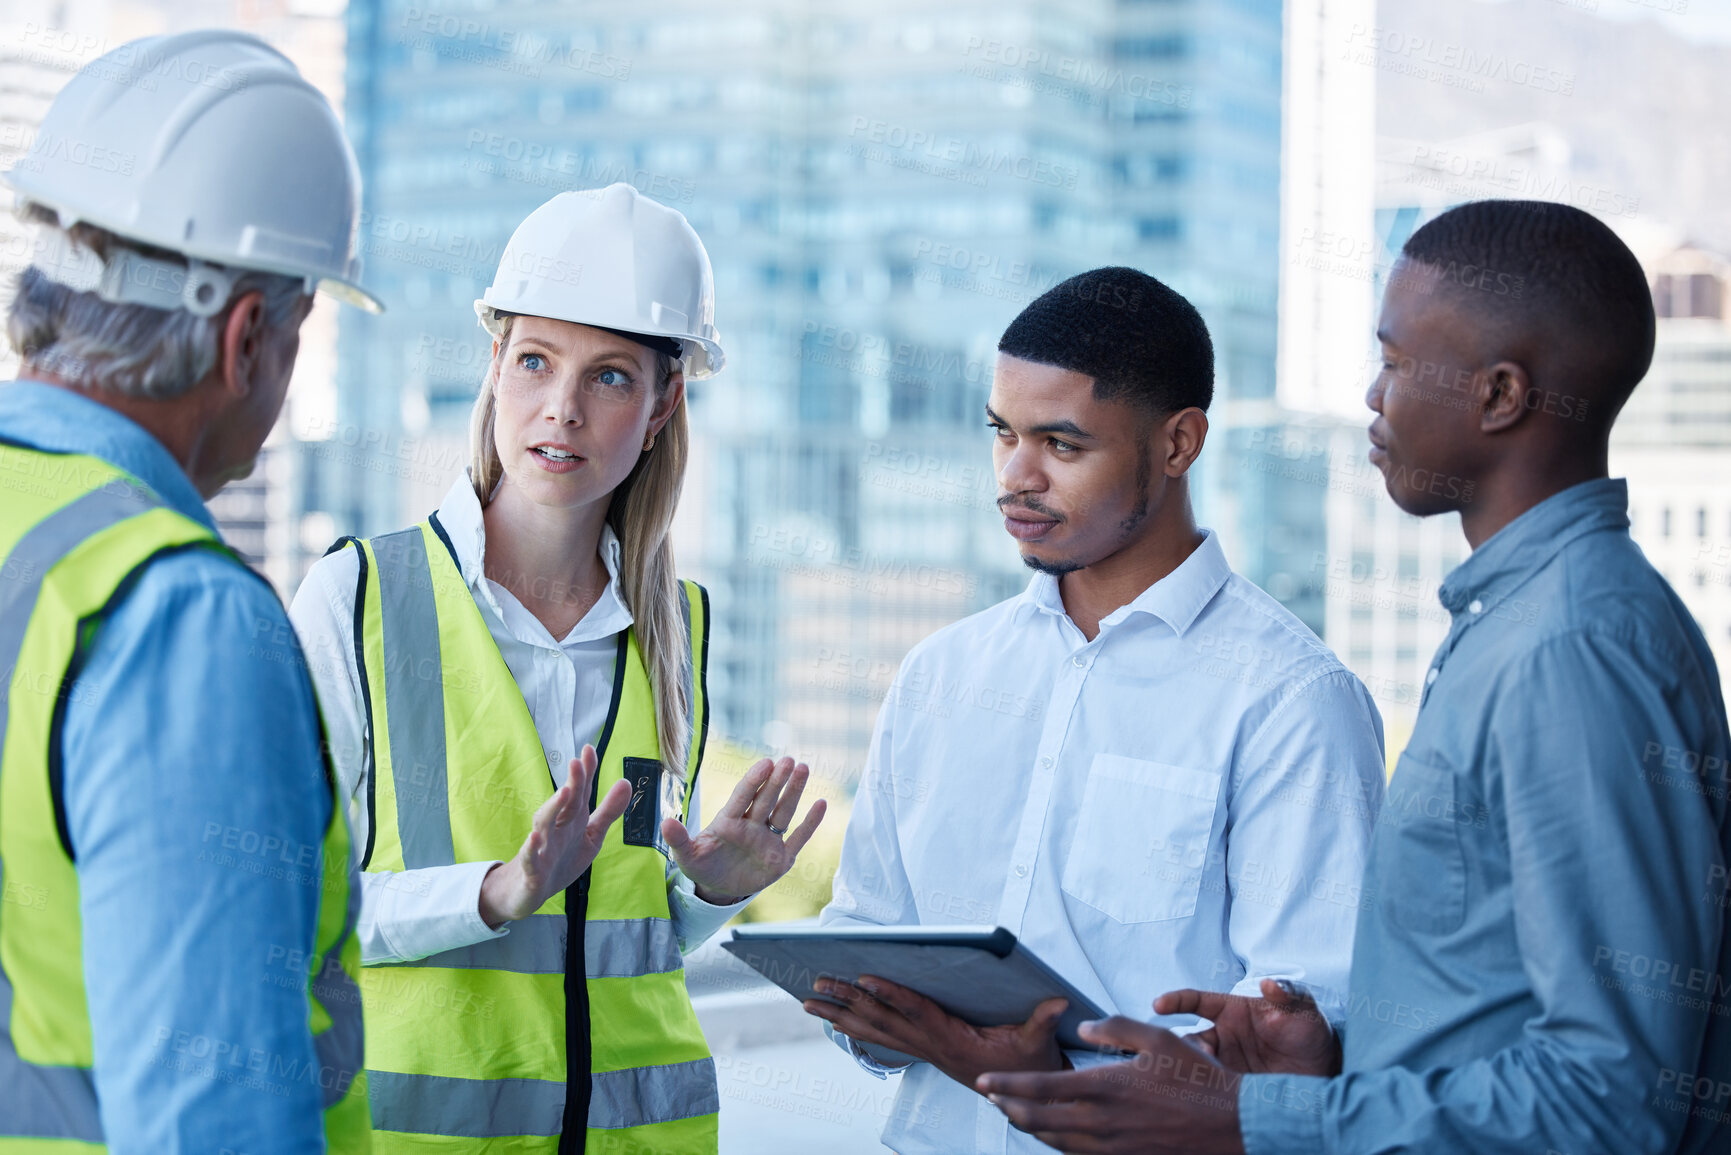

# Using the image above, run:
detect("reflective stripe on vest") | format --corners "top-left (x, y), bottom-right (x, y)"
top-left (0, 447), bottom-right (369, 1153)
top-left (371, 915), bottom-right (680, 979)
top-left (363, 1061), bottom-right (723, 1139)
top-left (0, 962), bottom-right (101, 1144)
top-left (370, 527), bottom-right (453, 870)
top-left (351, 520), bottom-right (717, 1152)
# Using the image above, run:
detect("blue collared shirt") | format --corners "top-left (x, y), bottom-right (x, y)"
top-left (0, 382), bottom-right (342, 1153)
top-left (1241, 479), bottom-right (1731, 1155)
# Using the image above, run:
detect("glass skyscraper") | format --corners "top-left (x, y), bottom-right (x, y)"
top-left (327, 0), bottom-right (1286, 771)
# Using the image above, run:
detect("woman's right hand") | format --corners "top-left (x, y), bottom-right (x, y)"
top-left (479, 745), bottom-right (632, 928)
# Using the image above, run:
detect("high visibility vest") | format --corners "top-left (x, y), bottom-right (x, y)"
top-left (342, 518), bottom-right (718, 1154)
top-left (0, 441), bottom-right (369, 1152)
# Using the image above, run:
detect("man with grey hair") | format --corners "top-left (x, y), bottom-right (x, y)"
top-left (0, 30), bottom-right (380, 1153)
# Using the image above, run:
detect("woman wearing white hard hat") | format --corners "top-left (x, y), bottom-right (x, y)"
top-left (290, 183), bottom-right (825, 1153)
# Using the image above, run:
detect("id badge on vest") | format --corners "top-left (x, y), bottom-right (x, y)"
top-left (622, 756), bottom-right (684, 859)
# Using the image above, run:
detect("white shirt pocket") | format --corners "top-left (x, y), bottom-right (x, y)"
top-left (1061, 753), bottom-right (1223, 924)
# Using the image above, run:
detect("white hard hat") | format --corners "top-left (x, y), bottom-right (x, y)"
top-left (2, 29), bottom-right (381, 314)
top-left (476, 183), bottom-right (723, 378)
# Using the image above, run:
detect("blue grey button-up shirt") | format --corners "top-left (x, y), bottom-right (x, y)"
top-left (0, 382), bottom-right (343, 1153)
top-left (1240, 478), bottom-right (1731, 1154)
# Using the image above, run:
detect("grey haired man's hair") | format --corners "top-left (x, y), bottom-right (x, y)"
top-left (6, 203), bottom-right (307, 400)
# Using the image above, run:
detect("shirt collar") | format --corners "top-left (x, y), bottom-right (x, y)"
top-left (1437, 477), bottom-right (1630, 618)
top-left (1011, 528), bottom-right (1232, 638)
top-left (0, 380), bottom-right (218, 532)
top-left (434, 470), bottom-right (633, 634)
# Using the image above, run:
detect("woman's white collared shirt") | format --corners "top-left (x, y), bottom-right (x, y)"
top-left (819, 530), bottom-right (1387, 1155)
top-left (289, 473), bottom-right (746, 965)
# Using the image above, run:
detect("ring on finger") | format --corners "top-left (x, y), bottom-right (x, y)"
top-left (766, 820), bottom-right (787, 836)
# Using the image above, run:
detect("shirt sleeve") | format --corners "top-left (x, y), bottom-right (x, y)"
top-left (289, 548), bottom-right (505, 966)
top-left (817, 675), bottom-right (919, 1075)
top-left (1226, 668), bottom-right (1386, 1023)
top-left (63, 551), bottom-right (339, 1154)
top-left (1239, 630), bottom-right (1727, 1155)
top-left (667, 856), bottom-right (754, 955)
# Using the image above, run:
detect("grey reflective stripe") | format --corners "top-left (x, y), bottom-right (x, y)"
top-left (0, 851), bottom-right (104, 1144)
top-left (0, 482), bottom-right (156, 759)
top-left (677, 585), bottom-right (695, 752)
top-left (310, 873), bottom-right (365, 1108)
top-left (587, 917), bottom-right (680, 979)
top-left (311, 959), bottom-right (365, 1109)
top-left (377, 913), bottom-right (567, 974)
top-left (372, 527), bottom-right (453, 869)
top-left (0, 961), bottom-right (103, 1142)
top-left (375, 916), bottom-right (674, 978)
top-left (366, 1069), bottom-right (564, 1138)
top-left (0, 482), bottom-right (153, 1142)
top-left (589, 1057), bottom-right (718, 1130)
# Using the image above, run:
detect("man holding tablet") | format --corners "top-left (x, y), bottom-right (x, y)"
top-left (804, 268), bottom-right (1387, 1155)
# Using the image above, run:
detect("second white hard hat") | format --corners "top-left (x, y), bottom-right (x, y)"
top-left (2, 29), bottom-right (380, 313)
top-left (475, 183), bottom-right (724, 378)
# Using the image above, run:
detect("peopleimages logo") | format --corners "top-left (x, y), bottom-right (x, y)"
top-left (8, 127), bottom-right (134, 176)
top-left (15, 24), bottom-right (249, 93)
top-left (1341, 23), bottom-right (1576, 95)
top-left (958, 37), bottom-right (1193, 107)
top-left (847, 118), bottom-right (1081, 190)
top-left (397, 8), bottom-right (632, 80)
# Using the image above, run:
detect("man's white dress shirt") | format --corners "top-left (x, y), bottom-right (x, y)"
top-left (290, 473), bottom-right (747, 965)
top-left (819, 530), bottom-right (1386, 1155)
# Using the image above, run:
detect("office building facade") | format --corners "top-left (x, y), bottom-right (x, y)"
top-left (332, 0), bottom-right (1285, 767)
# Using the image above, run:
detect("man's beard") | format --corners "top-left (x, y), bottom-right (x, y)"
top-left (1016, 444), bottom-right (1154, 577)
top-left (1022, 553), bottom-right (1082, 576)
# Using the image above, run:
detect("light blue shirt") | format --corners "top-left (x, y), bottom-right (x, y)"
top-left (1241, 479), bottom-right (1731, 1154)
top-left (822, 530), bottom-right (1387, 1154)
top-left (0, 382), bottom-right (343, 1153)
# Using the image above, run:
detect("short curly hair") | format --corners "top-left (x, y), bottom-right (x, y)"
top-left (997, 266), bottom-right (1214, 414)
top-left (1401, 200), bottom-right (1655, 421)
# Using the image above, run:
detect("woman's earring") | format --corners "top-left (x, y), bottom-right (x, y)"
top-left (643, 433), bottom-right (656, 452)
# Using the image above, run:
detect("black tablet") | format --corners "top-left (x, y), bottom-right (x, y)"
top-left (719, 924), bottom-right (1112, 1057)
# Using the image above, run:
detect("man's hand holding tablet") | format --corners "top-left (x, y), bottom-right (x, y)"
top-left (804, 976), bottom-right (1071, 1087)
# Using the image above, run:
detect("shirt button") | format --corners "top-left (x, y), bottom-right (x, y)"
top-left (1014, 865), bottom-right (1028, 877)
top-left (1426, 668), bottom-right (1439, 686)
top-left (1468, 599), bottom-right (1484, 614)
top-left (1072, 655), bottom-right (1086, 668)
top-left (1040, 756), bottom-right (1054, 768)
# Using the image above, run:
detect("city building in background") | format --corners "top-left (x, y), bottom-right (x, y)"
top-left (332, 0), bottom-right (1288, 771)
top-left (0, 20), bottom-right (79, 373)
top-left (3, 0), bottom-right (1727, 771)
top-left (1276, 0), bottom-right (1375, 419)
top-left (1614, 242), bottom-right (1731, 702)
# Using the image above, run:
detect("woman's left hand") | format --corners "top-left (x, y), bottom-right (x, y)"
top-left (662, 756), bottom-right (826, 905)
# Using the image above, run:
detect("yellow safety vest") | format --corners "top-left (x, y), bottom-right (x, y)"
top-left (0, 441), bottom-right (369, 1152)
top-left (341, 517), bottom-right (718, 1154)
